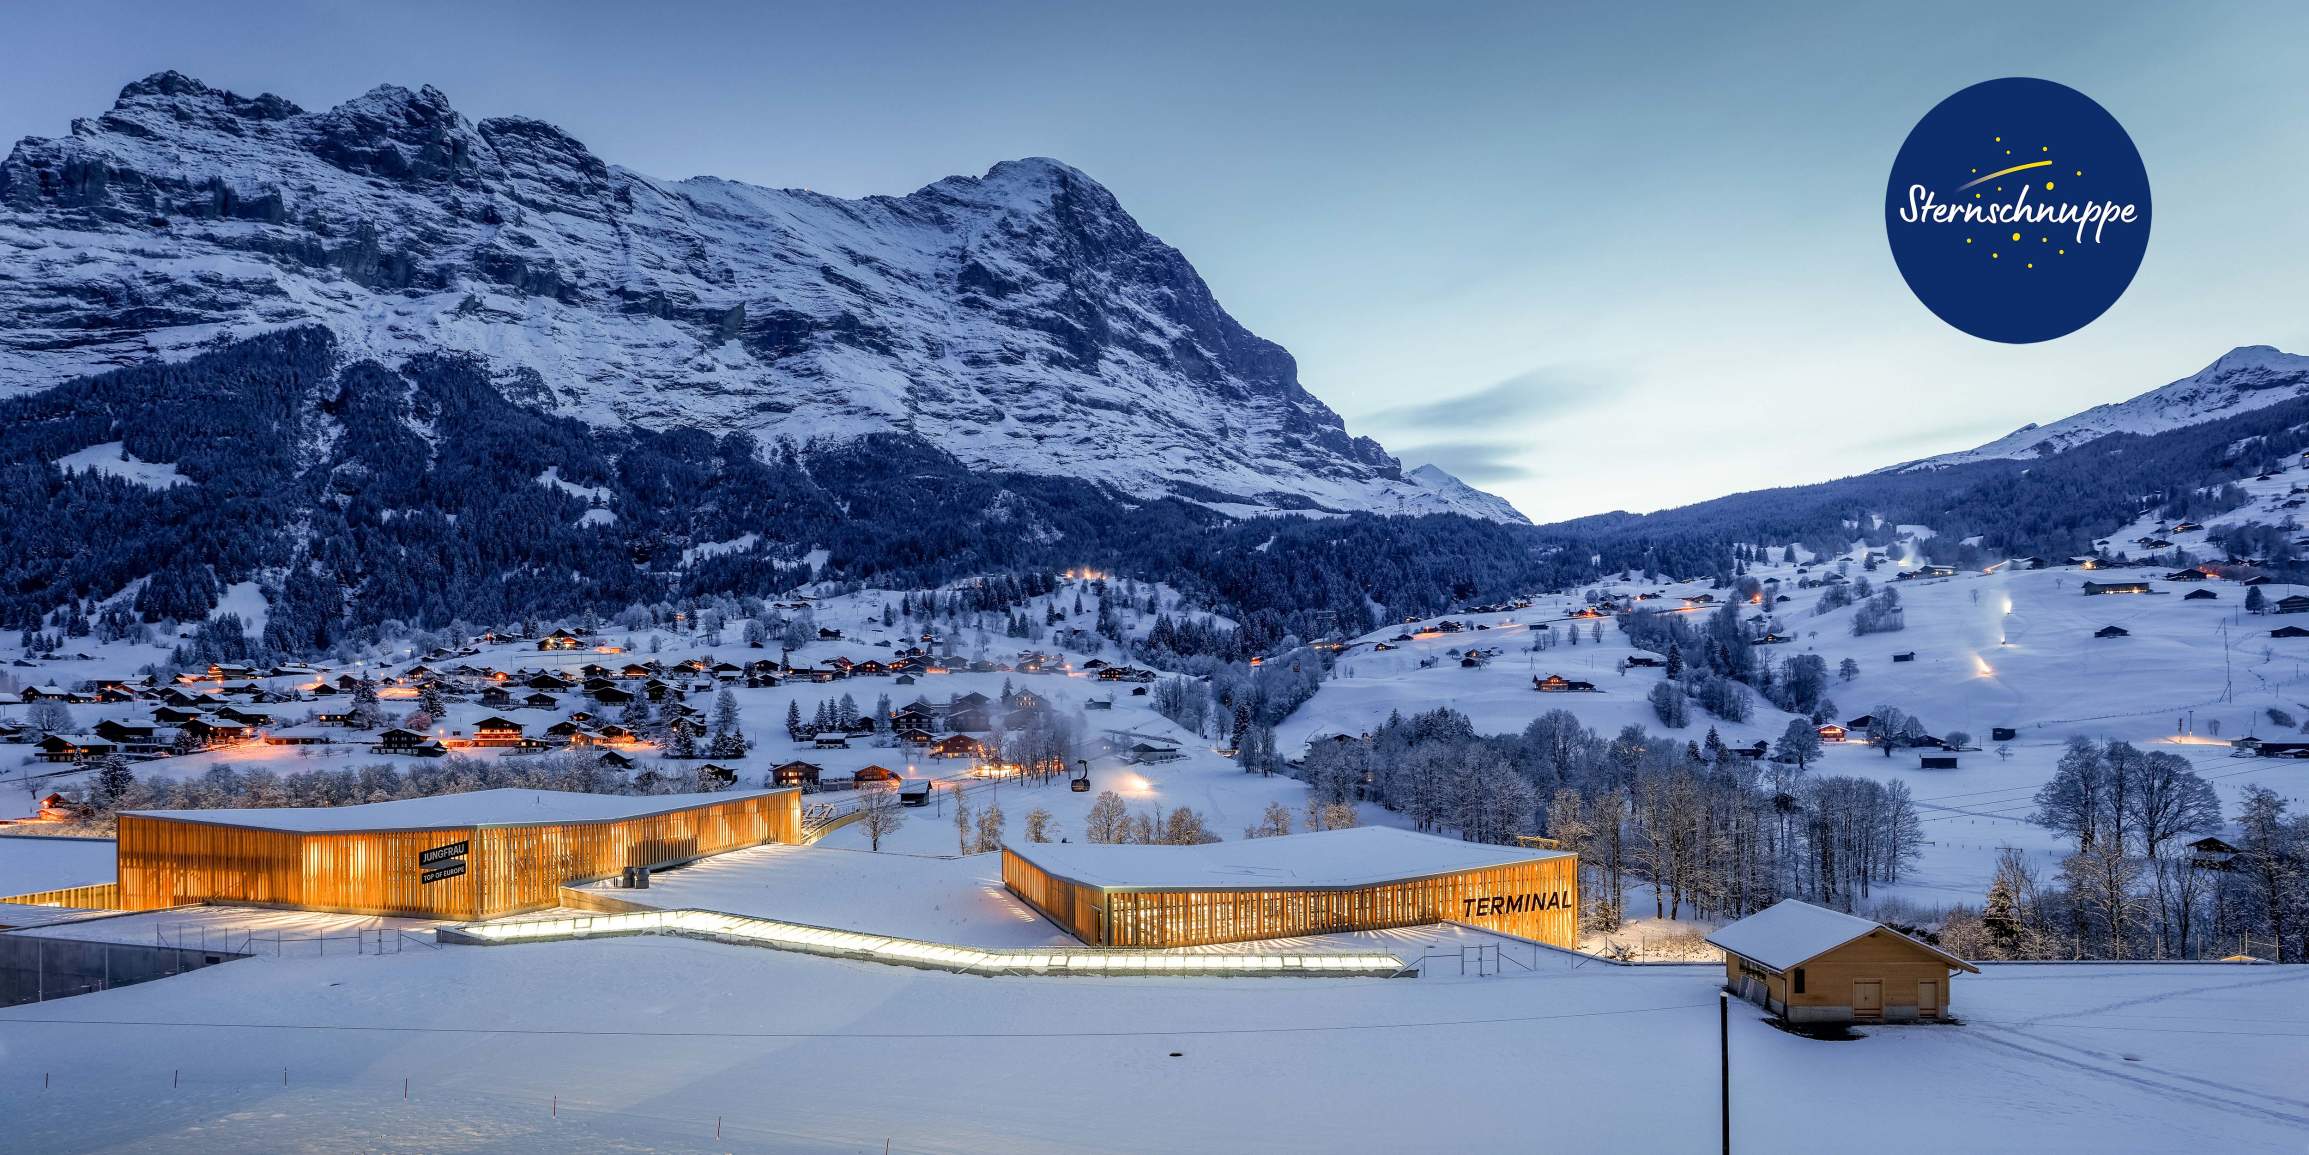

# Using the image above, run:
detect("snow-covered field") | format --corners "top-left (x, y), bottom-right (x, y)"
top-left (1276, 504), bottom-right (2309, 922)
top-left (0, 935), bottom-right (2301, 1153)
top-left (0, 835), bottom-right (115, 895)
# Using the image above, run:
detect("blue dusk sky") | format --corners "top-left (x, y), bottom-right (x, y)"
top-left (3, 1), bottom-right (2304, 522)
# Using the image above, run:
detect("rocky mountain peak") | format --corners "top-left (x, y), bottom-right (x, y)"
top-left (0, 71), bottom-right (1524, 522)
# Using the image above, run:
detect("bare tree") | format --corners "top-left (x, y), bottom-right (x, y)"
top-left (1084, 790), bottom-right (1130, 843)
top-left (856, 786), bottom-right (905, 852)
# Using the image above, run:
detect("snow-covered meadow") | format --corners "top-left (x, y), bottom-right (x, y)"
top-left (0, 933), bottom-right (2302, 1153)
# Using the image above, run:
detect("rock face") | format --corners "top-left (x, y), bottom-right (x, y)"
top-left (1911, 345), bottom-right (2309, 468)
top-left (0, 71), bottom-right (1524, 522)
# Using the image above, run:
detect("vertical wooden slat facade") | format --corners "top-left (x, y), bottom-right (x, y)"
top-left (0, 881), bottom-right (119, 909)
top-left (1002, 848), bottom-right (1578, 949)
top-left (115, 790), bottom-right (802, 921)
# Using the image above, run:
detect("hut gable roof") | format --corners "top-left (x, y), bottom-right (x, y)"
top-left (1705, 899), bottom-right (1978, 973)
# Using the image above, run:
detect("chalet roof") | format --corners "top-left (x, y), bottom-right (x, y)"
top-left (1705, 899), bottom-right (1978, 974)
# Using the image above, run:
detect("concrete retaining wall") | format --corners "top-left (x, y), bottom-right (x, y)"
top-left (0, 934), bottom-right (244, 1007)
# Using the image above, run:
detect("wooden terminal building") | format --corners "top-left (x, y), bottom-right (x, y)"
top-left (1002, 827), bottom-right (1577, 949)
top-left (112, 788), bottom-right (803, 921)
top-left (1708, 899), bottom-right (1978, 1024)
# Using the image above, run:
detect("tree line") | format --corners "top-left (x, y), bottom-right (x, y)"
top-left (1293, 706), bottom-right (1921, 930)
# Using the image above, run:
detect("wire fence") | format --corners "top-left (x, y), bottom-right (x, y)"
top-left (151, 922), bottom-right (439, 958)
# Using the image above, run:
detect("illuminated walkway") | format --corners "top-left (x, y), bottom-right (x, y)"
top-left (441, 907), bottom-right (1413, 978)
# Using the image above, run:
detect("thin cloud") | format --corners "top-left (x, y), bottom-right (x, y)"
top-left (1356, 366), bottom-right (1609, 432)
top-left (1848, 417), bottom-right (2019, 458)
top-left (1393, 440), bottom-right (1543, 486)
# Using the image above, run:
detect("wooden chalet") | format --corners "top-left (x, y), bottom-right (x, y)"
top-left (371, 727), bottom-right (444, 756)
top-left (1533, 674), bottom-right (1599, 693)
top-left (931, 734), bottom-right (984, 759)
top-left (179, 716), bottom-right (251, 746)
top-left (891, 704), bottom-right (939, 737)
top-left (92, 718), bottom-right (160, 746)
top-left (2187, 837), bottom-right (2238, 870)
top-left (36, 734), bottom-right (117, 763)
top-left (770, 761), bottom-right (823, 788)
top-left (468, 717), bottom-right (526, 748)
top-left (1710, 900), bottom-right (1976, 1025)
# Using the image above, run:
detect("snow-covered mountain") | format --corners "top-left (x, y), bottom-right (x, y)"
top-left (1405, 464), bottom-right (1527, 524)
top-left (1907, 345), bottom-right (2309, 468)
top-left (0, 71), bottom-right (1521, 523)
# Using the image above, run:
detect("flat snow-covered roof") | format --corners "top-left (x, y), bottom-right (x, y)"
top-left (1705, 899), bottom-right (1978, 973)
top-left (1006, 826), bottom-right (1567, 890)
top-left (127, 788), bottom-right (790, 834)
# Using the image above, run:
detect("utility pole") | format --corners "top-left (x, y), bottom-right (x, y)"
top-left (1719, 989), bottom-right (1731, 1155)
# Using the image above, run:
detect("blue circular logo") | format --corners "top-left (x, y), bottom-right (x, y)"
top-left (1886, 78), bottom-right (2150, 343)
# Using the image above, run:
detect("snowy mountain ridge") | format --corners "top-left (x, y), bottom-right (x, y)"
top-left (1406, 463), bottom-right (1527, 523)
top-left (1902, 345), bottom-right (2309, 469)
top-left (0, 71), bottom-right (1525, 523)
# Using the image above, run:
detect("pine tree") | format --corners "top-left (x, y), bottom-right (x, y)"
top-left (622, 695), bottom-right (654, 731)
top-left (351, 672), bottom-right (383, 729)
top-left (785, 699), bottom-right (804, 740)
top-left (1982, 874), bottom-right (2022, 957)
top-left (88, 755), bottom-right (136, 813)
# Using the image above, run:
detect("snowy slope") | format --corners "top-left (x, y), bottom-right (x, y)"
top-left (0, 72), bottom-right (1514, 521)
top-left (1405, 463), bottom-right (1528, 524)
top-left (1909, 345), bottom-right (2309, 468)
